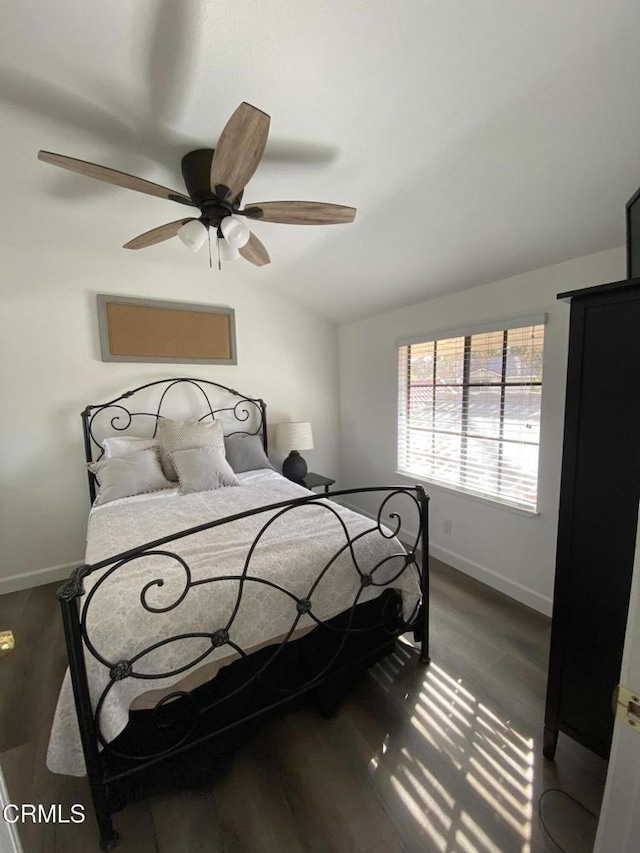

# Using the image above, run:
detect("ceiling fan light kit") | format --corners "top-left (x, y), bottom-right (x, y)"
top-left (177, 219), bottom-right (208, 252)
top-left (37, 102), bottom-right (357, 267)
top-left (220, 215), bottom-right (250, 249)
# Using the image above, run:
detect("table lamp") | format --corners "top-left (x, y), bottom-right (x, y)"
top-left (276, 422), bottom-right (314, 483)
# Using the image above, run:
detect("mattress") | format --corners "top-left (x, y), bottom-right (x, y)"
top-left (47, 470), bottom-right (420, 776)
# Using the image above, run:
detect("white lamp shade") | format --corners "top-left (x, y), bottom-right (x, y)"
top-left (177, 219), bottom-right (208, 252)
top-left (276, 422), bottom-right (314, 453)
top-left (218, 238), bottom-right (240, 262)
top-left (220, 216), bottom-right (250, 249)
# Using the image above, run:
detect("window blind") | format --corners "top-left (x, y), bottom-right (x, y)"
top-left (398, 321), bottom-right (545, 511)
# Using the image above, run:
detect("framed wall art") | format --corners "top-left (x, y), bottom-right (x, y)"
top-left (97, 295), bottom-right (237, 365)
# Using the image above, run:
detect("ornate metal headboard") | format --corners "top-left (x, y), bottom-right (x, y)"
top-left (82, 377), bottom-right (267, 503)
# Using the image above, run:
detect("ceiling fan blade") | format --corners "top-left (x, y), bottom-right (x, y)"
top-left (123, 218), bottom-right (196, 250)
top-left (210, 103), bottom-right (270, 201)
top-left (239, 231), bottom-right (270, 266)
top-left (38, 151), bottom-right (195, 207)
top-left (242, 201), bottom-right (356, 225)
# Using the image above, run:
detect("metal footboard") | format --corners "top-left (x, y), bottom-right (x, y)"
top-left (57, 485), bottom-right (430, 850)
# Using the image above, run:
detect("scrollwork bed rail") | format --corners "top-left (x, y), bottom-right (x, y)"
top-left (57, 486), bottom-right (429, 850)
top-left (81, 377), bottom-right (267, 503)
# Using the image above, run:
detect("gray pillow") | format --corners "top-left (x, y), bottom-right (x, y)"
top-left (157, 418), bottom-right (225, 481)
top-left (170, 447), bottom-right (240, 493)
top-left (89, 448), bottom-right (173, 506)
top-left (223, 434), bottom-right (274, 473)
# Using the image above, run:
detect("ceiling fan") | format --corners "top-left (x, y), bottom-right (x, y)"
top-left (37, 102), bottom-right (357, 267)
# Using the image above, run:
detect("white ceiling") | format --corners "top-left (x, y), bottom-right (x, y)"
top-left (2, 0), bottom-right (640, 322)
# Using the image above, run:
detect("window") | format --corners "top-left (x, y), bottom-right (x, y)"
top-left (397, 318), bottom-right (545, 511)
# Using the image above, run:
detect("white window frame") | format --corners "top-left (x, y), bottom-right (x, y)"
top-left (397, 315), bottom-right (546, 513)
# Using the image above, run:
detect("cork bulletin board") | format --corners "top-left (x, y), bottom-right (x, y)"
top-left (97, 295), bottom-right (237, 364)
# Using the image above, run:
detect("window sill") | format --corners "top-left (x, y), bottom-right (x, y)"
top-left (395, 470), bottom-right (540, 518)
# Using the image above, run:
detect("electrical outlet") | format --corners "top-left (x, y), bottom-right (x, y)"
top-left (442, 519), bottom-right (453, 535)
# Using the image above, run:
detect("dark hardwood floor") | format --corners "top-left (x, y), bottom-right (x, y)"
top-left (0, 559), bottom-right (607, 852)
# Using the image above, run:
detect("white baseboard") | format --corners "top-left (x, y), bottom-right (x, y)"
top-left (0, 561), bottom-right (80, 596)
top-left (338, 498), bottom-right (552, 616)
top-left (428, 542), bottom-right (552, 617)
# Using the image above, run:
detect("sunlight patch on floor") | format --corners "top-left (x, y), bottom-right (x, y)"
top-left (389, 774), bottom-right (449, 852)
top-left (367, 655), bottom-right (535, 853)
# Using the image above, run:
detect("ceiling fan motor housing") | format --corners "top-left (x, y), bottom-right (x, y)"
top-left (181, 149), bottom-right (243, 226)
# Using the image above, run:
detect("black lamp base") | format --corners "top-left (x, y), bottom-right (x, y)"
top-left (282, 451), bottom-right (307, 484)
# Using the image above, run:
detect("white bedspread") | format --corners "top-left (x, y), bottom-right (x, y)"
top-left (47, 470), bottom-right (420, 776)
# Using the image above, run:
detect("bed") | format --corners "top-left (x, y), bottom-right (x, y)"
top-left (49, 378), bottom-right (430, 850)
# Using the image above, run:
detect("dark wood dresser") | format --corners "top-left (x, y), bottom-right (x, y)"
top-left (544, 277), bottom-right (640, 760)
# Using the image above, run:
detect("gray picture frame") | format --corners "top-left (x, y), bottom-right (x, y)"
top-left (97, 294), bottom-right (237, 365)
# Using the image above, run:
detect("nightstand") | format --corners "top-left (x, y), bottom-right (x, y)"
top-left (303, 473), bottom-right (335, 494)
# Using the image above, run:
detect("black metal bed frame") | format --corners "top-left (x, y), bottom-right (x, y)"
top-left (58, 378), bottom-right (430, 850)
top-left (81, 377), bottom-right (268, 503)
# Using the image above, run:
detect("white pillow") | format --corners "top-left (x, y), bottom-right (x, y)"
top-left (170, 447), bottom-right (240, 493)
top-left (102, 435), bottom-right (159, 459)
top-left (89, 448), bottom-right (173, 506)
top-left (157, 418), bottom-right (225, 481)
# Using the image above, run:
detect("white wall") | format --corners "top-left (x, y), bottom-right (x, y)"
top-left (0, 244), bottom-right (338, 592)
top-left (338, 247), bottom-right (625, 615)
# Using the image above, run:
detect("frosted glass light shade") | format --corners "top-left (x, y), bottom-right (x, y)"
top-left (276, 422), bottom-right (314, 453)
top-left (218, 238), bottom-right (240, 262)
top-left (220, 216), bottom-right (250, 249)
top-left (177, 219), bottom-right (208, 252)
